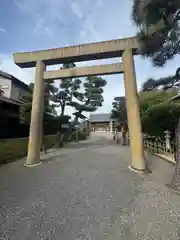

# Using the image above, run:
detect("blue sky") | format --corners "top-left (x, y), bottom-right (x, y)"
top-left (0, 0), bottom-right (180, 116)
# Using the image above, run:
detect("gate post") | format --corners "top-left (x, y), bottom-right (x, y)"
top-left (26, 60), bottom-right (45, 166)
top-left (122, 48), bottom-right (146, 172)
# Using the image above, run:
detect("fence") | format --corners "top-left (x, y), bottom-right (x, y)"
top-left (143, 131), bottom-right (176, 164)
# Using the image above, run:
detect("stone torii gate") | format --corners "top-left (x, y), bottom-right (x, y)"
top-left (13, 36), bottom-right (146, 172)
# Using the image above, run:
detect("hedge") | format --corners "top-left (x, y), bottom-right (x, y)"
top-left (0, 131), bottom-right (88, 165)
top-left (141, 102), bottom-right (180, 139)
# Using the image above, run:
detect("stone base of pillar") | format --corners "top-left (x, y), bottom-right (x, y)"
top-left (24, 161), bottom-right (42, 167)
top-left (128, 165), bottom-right (152, 174)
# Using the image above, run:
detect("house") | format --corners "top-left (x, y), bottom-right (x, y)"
top-left (0, 70), bottom-right (31, 138)
top-left (0, 70), bottom-right (31, 102)
top-left (89, 113), bottom-right (112, 132)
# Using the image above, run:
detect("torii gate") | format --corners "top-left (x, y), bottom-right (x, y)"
top-left (13, 36), bottom-right (146, 173)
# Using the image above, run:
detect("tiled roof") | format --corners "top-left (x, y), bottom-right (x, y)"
top-left (89, 113), bottom-right (111, 122)
top-left (0, 70), bottom-right (31, 93)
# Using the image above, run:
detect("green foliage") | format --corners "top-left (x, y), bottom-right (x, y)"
top-left (73, 112), bottom-right (86, 119)
top-left (20, 81), bottom-right (57, 125)
top-left (70, 75), bottom-right (107, 125)
top-left (19, 63), bottom-right (106, 146)
top-left (141, 69), bottom-right (180, 91)
top-left (51, 64), bottom-right (106, 127)
top-left (111, 90), bottom-right (180, 138)
top-left (139, 90), bottom-right (180, 137)
top-left (50, 64), bottom-right (79, 117)
top-left (132, 0), bottom-right (180, 66)
top-left (111, 96), bottom-right (127, 122)
top-left (139, 89), bottom-right (178, 114)
top-left (142, 102), bottom-right (180, 138)
top-left (70, 130), bottom-right (88, 141)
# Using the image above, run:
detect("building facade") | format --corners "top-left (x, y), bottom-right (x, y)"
top-left (0, 71), bottom-right (31, 138)
top-left (89, 113), bottom-right (111, 132)
top-left (0, 70), bottom-right (31, 102)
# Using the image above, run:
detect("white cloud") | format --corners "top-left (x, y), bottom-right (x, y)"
top-left (0, 54), bottom-right (34, 84)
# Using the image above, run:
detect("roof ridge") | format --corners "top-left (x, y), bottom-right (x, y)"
top-left (0, 70), bottom-right (12, 79)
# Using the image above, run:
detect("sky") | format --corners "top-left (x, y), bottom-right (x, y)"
top-left (0, 0), bottom-right (180, 117)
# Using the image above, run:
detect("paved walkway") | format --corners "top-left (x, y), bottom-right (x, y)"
top-left (0, 132), bottom-right (180, 240)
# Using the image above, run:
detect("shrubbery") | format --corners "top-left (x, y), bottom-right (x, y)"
top-left (141, 102), bottom-right (180, 139)
top-left (139, 90), bottom-right (180, 139)
top-left (111, 89), bottom-right (180, 139)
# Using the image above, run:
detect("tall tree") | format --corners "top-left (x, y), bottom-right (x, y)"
top-left (20, 81), bottom-right (57, 152)
top-left (49, 63), bottom-right (83, 146)
top-left (69, 76), bottom-right (107, 126)
top-left (139, 89), bottom-right (178, 115)
top-left (141, 68), bottom-right (180, 91)
top-left (132, 0), bottom-right (180, 67)
top-left (50, 63), bottom-right (107, 144)
top-left (111, 96), bottom-right (127, 123)
top-left (132, 1), bottom-right (180, 93)
top-left (50, 63), bottom-right (77, 117)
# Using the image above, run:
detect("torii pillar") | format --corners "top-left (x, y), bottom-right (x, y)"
top-left (123, 48), bottom-right (146, 172)
top-left (25, 60), bottom-right (45, 166)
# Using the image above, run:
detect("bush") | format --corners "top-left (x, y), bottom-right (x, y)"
top-left (69, 130), bottom-right (88, 142)
top-left (78, 131), bottom-right (88, 140)
top-left (0, 135), bottom-right (56, 165)
top-left (141, 102), bottom-right (180, 139)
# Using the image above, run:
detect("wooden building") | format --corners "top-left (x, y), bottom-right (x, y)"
top-left (89, 113), bottom-right (111, 132)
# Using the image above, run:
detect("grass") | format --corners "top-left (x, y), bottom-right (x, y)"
top-left (0, 131), bottom-right (88, 165)
top-left (0, 135), bottom-right (56, 165)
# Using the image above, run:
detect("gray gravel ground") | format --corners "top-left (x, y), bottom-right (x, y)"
top-left (0, 132), bottom-right (180, 240)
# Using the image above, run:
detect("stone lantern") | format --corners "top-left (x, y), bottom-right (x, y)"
top-left (164, 130), bottom-right (171, 151)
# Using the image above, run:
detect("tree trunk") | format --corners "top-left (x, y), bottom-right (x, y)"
top-left (61, 102), bottom-right (65, 116)
top-left (168, 117), bottom-right (180, 190)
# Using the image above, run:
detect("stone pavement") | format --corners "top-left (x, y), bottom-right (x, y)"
top-left (0, 132), bottom-right (180, 240)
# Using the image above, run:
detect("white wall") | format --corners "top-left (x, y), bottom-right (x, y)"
top-left (0, 77), bottom-right (12, 98)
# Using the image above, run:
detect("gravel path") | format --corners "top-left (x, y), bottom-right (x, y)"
top-left (0, 132), bottom-right (180, 240)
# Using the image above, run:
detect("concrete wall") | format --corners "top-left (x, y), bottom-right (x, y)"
top-left (0, 77), bottom-right (12, 98)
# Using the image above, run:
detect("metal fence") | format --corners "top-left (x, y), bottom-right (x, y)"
top-left (143, 132), bottom-right (176, 163)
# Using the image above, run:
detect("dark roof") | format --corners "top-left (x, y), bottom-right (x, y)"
top-left (89, 113), bottom-right (111, 122)
top-left (0, 70), bottom-right (31, 93)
